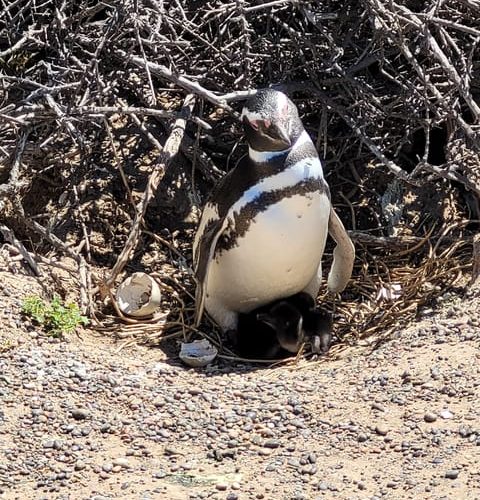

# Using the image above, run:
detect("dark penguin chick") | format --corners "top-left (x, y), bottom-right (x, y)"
top-left (285, 292), bottom-right (333, 354)
top-left (235, 300), bottom-right (304, 360)
top-left (235, 312), bottom-right (284, 360)
top-left (257, 301), bottom-right (304, 354)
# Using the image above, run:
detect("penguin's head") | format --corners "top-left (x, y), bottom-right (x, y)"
top-left (241, 89), bottom-right (303, 153)
top-left (257, 301), bottom-right (304, 353)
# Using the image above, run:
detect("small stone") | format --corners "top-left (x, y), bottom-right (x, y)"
top-left (375, 425), bottom-right (388, 436)
top-left (164, 446), bottom-right (181, 456)
top-left (424, 412), bottom-right (437, 423)
top-left (74, 461), bottom-right (86, 471)
top-left (216, 482), bottom-right (228, 491)
top-left (264, 439), bottom-right (280, 449)
top-left (445, 469), bottom-right (459, 479)
top-left (102, 463), bottom-right (113, 473)
top-left (226, 494), bottom-right (238, 500)
top-left (358, 433), bottom-right (368, 442)
top-left (459, 426), bottom-right (472, 438)
top-left (371, 402), bottom-right (385, 412)
top-left (71, 408), bottom-right (89, 420)
top-left (81, 426), bottom-right (92, 436)
top-left (112, 457), bottom-right (130, 469)
top-left (257, 448), bottom-right (272, 456)
top-left (440, 409), bottom-right (453, 419)
top-left (300, 464), bottom-right (317, 475)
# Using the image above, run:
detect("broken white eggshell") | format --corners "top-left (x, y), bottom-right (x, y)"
top-left (179, 339), bottom-right (218, 367)
top-left (116, 272), bottom-right (161, 317)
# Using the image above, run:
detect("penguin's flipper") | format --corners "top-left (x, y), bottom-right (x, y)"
top-left (326, 207), bottom-right (355, 294)
top-left (193, 217), bottom-right (229, 327)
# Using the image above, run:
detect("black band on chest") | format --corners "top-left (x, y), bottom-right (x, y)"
top-left (216, 177), bottom-right (330, 254)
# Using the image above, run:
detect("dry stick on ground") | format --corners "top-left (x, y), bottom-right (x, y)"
top-left (348, 231), bottom-right (429, 249)
top-left (115, 99), bottom-right (164, 159)
top-left (0, 224), bottom-right (40, 276)
top-left (106, 94), bottom-right (196, 287)
top-left (19, 214), bottom-right (92, 313)
top-left (0, 126), bottom-right (92, 311)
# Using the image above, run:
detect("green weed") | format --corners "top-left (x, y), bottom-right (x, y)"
top-left (22, 295), bottom-right (88, 336)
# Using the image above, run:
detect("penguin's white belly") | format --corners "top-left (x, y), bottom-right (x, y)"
top-left (206, 192), bottom-right (330, 313)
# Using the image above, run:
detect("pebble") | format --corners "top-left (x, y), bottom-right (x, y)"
top-left (74, 461), bottom-right (86, 471)
top-left (71, 408), bottom-right (89, 420)
top-left (375, 425), bottom-right (389, 436)
top-left (264, 439), bottom-right (281, 449)
top-left (424, 412), bottom-right (437, 423)
top-left (458, 426), bottom-right (472, 438)
top-left (445, 470), bottom-right (460, 479)
top-left (357, 433), bottom-right (368, 442)
top-left (101, 463), bottom-right (113, 473)
top-left (112, 458), bottom-right (131, 469)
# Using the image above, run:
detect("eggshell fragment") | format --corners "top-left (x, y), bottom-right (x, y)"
top-left (179, 339), bottom-right (217, 367)
top-left (116, 272), bottom-right (161, 317)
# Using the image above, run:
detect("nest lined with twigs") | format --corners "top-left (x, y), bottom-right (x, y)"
top-left (0, 0), bottom-right (478, 357)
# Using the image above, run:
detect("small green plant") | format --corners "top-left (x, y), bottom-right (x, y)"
top-left (22, 295), bottom-right (89, 336)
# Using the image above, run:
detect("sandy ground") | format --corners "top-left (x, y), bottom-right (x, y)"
top-left (0, 262), bottom-right (479, 500)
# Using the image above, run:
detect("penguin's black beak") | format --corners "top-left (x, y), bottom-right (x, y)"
top-left (256, 312), bottom-right (271, 324)
top-left (269, 122), bottom-right (291, 148)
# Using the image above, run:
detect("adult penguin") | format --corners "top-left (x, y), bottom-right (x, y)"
top-left (193, 89), bottom-right (354, 340)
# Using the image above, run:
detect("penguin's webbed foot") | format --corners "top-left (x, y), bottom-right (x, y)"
top-left (310, 332), bottom-right (333, 354)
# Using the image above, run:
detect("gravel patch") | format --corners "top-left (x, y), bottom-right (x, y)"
top-left (1, 272), bottom-right (480, 499)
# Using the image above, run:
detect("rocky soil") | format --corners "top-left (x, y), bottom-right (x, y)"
top-left (1, 264), bottom-right (479, 500)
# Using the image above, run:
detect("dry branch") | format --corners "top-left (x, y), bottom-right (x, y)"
top-left (106, 94), bottom-right (196, 286)
top-left (0, 224), bottom-right (40, 276)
